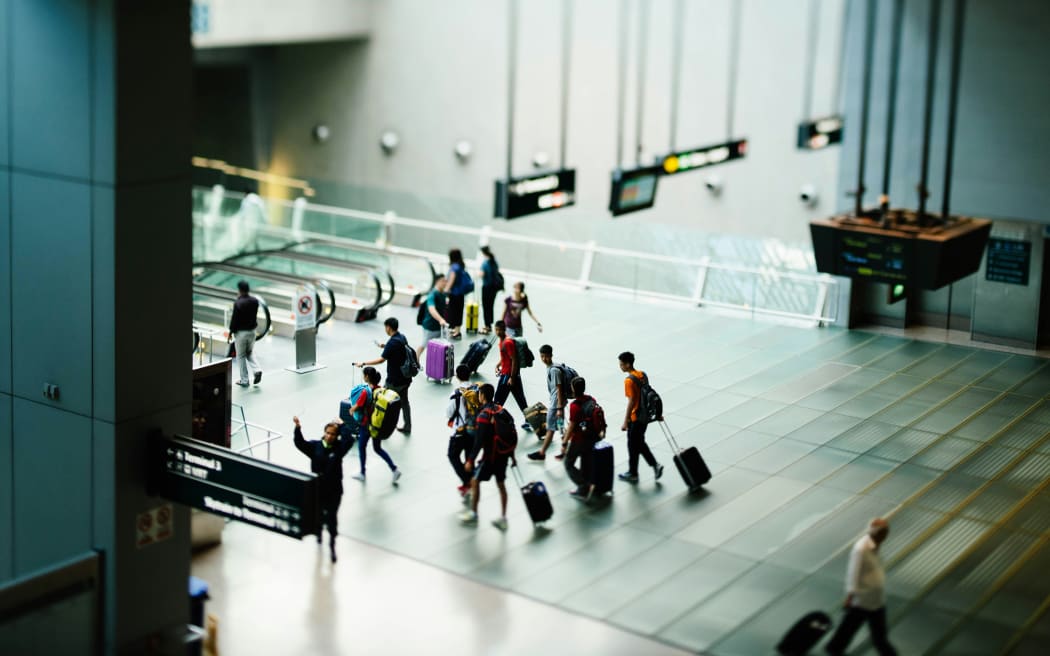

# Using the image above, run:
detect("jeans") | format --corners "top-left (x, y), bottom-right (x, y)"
top-left (386, 382), bottom-right (411, 431)
top-left (233, 330), bottom-right (260, 383)
top-left (494, 374), bottom-right (528, 415)
top-left (357, 422), bottom-right (396, 475)
top-left (564, 439), bottom-right (594, 490)
top-left (825, 606), bottom-right (896, 656)
top-left (448, 431), bottom-right (472, 486)
top-left (626, 421), bottom-right (657, 474)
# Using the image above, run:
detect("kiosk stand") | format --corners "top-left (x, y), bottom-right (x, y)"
top-left (286, 283), bottom-right (326, 374)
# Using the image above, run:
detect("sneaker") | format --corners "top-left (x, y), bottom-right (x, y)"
top-left (527, 451), bottom-right (545, 461)
top-left (351, 472), bottom-right (365, 481)
top-left (654, 463), bottom-right (664, 481)
top-left (392, 469), bottom-right (402, 484)
top-left (459, 510), bottom-right (478, 524)
top-left (521, 422), bottom-right (533, 432)
top-left (618, 472), bottom-right (639, 483)
top-left (569, 488), bottom-right (588, 500)
top-left (235, 380), bottom-right (250, 387)
top-left (330, 548), bottom-right (337, 564)
top-left (397, 426), bottom-right (411, 434)
top-left (457, 484), bottom-right (469, 496)
top-left (492, 517), bottom-right (508, 531)
top-left (554, 452), bottom-right (566, 461)
top-left (253, 371), bottom-right (262, 385)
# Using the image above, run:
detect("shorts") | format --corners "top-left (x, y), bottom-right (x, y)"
top-left (474, 455), bottom-right (509, 483)
top-left (422, 327), bottom-right (441, 344)
top-left (546, 403), bottom-right (560, 433)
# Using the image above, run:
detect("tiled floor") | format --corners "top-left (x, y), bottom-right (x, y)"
top-left (193, 280), bottom-right (1050, 655)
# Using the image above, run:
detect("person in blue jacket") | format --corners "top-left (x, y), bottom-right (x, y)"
top-left (293, 416), bottom-right (354, 563)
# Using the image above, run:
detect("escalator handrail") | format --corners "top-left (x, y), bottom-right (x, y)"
top-left (192, 282), bottom-right (273, 340)
top-left (297, 236), bottom-right (438, 295)
top-left (232, 248), bottom-right (390, 310)
top-left (195, 263), bottom-right (336, 325)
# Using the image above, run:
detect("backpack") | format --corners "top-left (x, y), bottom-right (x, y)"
top-left (514, 338), bottom-right (535, 369)
top-left (416, 299), bottom-right (428, 325)
top-left (369, 388), bottom-right (402, 439)
top-left (347, 383), bottom-right (372, 423)
top-left (458, 269), bottom-right (475, 295)
top-left (398, 336), bottom-right (421, 379)
top-left (489, 405), bottom-right (518, 456)
top-left (494, 270), bottom-right (505, 291)
top-left (576, 397), bottom-right (607, 442)
top-left (453, 384), bottom-right (483, 433)
top-left (631, 373), bottom-right (664, 424)
top-left (555, 363), bottom-right (579, 386)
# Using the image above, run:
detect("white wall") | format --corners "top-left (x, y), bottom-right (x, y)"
top-left (192, 0), bottom-right (374, 48)
top-left (264, 0), bottom-right (847, 248)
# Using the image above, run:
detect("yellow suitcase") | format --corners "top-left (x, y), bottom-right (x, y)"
top-left (465, 301), bottom-right (479, 334)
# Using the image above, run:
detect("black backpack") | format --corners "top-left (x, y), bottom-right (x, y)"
top-left (490, 406), bottom-right (518, 456)
top-left (555, 363), bottom-right (579, 385)
top-left (398, 335), bottom-right (420, 379)
top-left (631, 373), bottom-right (663, 424)
top-left (514, 338), bottom-right (535, 369)
top-left (576, 397), bottom-right (607, 442)
top-left (416, 300), bottom-right (428, 325)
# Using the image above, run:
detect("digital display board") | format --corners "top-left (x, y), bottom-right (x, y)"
top-left (836, 232), bottom-right (909, 283)
top-left (494, 169), bottom-right (576, 219)
top-left (609, 166), bottom-right (661, 216)
top-left (797, 115), bottom-right (844, 150)
top-left (659, 139), bottom-right (748, 175)
top-left (150, 434), bottom-right (320, 539)
top-left (985, 238), bottom-right (1031, 286)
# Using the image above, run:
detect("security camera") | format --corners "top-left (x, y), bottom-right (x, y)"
top-left (379, 130), bottom-right (400, 155)
top-left (454, 140), bottom-right (473, 162)
top-left (704, 175), bottom-right (723, 195)
top-left (799, 184), bottom-right (818, 206)
top-left (312, 124), bottom-right (331, 143)
top-left (532, 151), bottom-right (550, 169)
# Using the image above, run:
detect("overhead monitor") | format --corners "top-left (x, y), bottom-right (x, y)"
top-left (659, 138), bottom-right (748, 176)
top-left (797, 115), bottom-right (844, 150)
top-left (494, 168), bottom-right (576, 219)
top-left (609, 166), bottom-right (661, 216)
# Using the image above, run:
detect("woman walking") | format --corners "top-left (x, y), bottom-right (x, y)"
top-left (502, 281), bottom-right (542, 337)
top-left (479, 245), bottom-right (503, 335)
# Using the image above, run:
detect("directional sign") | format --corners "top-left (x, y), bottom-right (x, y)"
top-left (150, 434), bottom-right (320, 539)
top-left (494, 169), bottom-right (576, 219)
top-left (659, 139), bottom-right (748, 176)
top-left (797, 115), bottom-right (844, 150)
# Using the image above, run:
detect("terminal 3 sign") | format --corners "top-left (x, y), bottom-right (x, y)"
top-left (150, 433), bottom-right (320, 539)
top-left (494, 169), bottom-right (577, 219)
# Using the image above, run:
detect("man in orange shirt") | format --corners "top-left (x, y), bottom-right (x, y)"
top-left (618, 351), bottom-right (663, 483)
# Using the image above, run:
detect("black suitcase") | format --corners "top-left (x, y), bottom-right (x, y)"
top-left (591, 440), bottom-right (615, 495)
top-left (776, 610), bottom-right (832, 655)
top-left (459, 337), bottom-right (493, 375)
top-left (658, 421), bottom-right (711, 490)
top-left (512, 465), bottom-right (553, 524)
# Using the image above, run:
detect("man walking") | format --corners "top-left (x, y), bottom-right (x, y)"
top-left (527, 345), bottom-right (575, 461)
top-left (825, 518), bottom-right (898, 656)
top-left (447, 365), bottom-right (480, 500)
top-left (292, 416), bottom-right (353, 563)
top-left (460, 383), bottom-right (514, 530)
top-left (357, 317), bottom-right (416, 434)
top-left (229, 280), bottom-right (262, 387)
top-left (617, 351), bottom-right (663, 483)
top-left (493, 320), bottom-right (532, 432)
top-left (563, 376), bottom-right (603, 501)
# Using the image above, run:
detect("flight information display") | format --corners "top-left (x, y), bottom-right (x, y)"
top-left (609, 166), bottom-right (661, 216)
top-left (660, 139), bottom-right (748, 175)
top-left (797, 115), bottom-right (844, 150)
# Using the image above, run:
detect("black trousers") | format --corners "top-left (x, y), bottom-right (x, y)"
top-left (626, 421), bottom-right (657, 474)
top-left (826, 606), bottom-right (896, 656)
top-left (320, 493), bottom-right (341, 541)
top-left (564, 439), bottom-right (594, 490)
top-left (447, 294), bottom-right (465, 328)
top-left (448, 432), bottom-right (472, 486)
top-left (495, 374), bottom-right (528, 414)
top-left (386, 382), bottom-right (411, 431)
top-left (481, 285), bottom-right (499, 328)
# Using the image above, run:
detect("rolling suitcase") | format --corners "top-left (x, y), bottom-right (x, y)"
top-left (524, 402), bottom-right (548, 437)
top-left (465, 301), bottom-right (479, 334)
top-left (426, 329), bottom-right (454, 383)
top-left (511, 463), bottom-right (553, 525)
top-left (459, 337), bottom-right (493, 375)
top-left (591, 440), bottom-right (615, 495)
top-left (776, 611), bottom-right (832, 655)
top-left (657, 420), bottom-right (711, 491)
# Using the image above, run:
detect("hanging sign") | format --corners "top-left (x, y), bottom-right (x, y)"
top-left (150, 434), bottom-right (320, 539)
top-left (494, 169), bottom-right (576, 219)
top-left (797, 115), bottom-right (844, 150)
top-left (659, 139), bottom-right (748, 176)
top-left (608, 166), bottom-right (662, 216)
top-left (293, 284), bottom-right (317, 331)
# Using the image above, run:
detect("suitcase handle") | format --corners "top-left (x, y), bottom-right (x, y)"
top-left (509, 461), bottom-right (525, 488)
top-left (657, 419), bottom-right (682, 453)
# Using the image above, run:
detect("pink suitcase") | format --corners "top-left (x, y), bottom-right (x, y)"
top-left (426, 336), bottom-right (454, 383)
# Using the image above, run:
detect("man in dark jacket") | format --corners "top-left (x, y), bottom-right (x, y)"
top-left (229, 280), bottom-right (262, 387)
top-left (356, 317), bottom-right (415, 433)
top-left (293, 416), bottom-right (353, 563)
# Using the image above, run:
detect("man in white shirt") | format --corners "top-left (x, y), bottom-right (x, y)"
top-left (826, 517), bottom-right (897, 656)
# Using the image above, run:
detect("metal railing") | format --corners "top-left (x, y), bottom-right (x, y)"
top-left (230, 403), bottom-right (283, 461)
top-left (193, 185), bottom-right (839, 325)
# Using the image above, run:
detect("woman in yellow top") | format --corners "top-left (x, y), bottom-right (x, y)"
top-left (617, 351), bottom-right (663, 483)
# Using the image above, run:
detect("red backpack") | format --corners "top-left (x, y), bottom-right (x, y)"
top-left (576, 396), bottom-right (607, 442)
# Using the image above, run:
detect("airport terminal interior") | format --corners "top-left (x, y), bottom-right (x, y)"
top-left (3, 1), bottom-right (1050, 655)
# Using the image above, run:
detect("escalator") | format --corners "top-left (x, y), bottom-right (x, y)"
top-left (192, 264), bottom-right (337, 329)
top-left (192, 282), bottom-right (273, 342)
